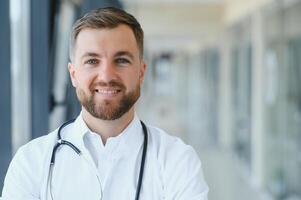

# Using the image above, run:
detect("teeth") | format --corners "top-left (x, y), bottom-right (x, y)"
top-left (95, 89), bottom-right (118, 94)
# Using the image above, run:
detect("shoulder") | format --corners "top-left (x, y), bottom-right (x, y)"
top-left (6, 129), bottom-right (57, 174)
top-left (9, 129), bottom-right (58, 181)
top-left (146, 124), bottom-right (209, 199)
top-left (15, 130), bottom-right (57, 161)
top-left (147, 125), bottom-right (197, 163)
top-left (2, 130), bottom-right (57, 199)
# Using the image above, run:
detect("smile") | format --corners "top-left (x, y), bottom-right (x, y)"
top-left (94, 88), bottom-right (121, 96)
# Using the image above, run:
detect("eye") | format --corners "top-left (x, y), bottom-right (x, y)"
top-left (115, 58), bottom-right (131, 65)
top-left (85, 59), bottom-right (98, 65)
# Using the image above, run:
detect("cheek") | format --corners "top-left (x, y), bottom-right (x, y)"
top-left (126, 75), bottom-right (141, 90)
top-left (75, 72), bottom-right (95, 90)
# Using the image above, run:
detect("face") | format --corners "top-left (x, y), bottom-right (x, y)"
top-left (68, 25), bottom-right (146, 120)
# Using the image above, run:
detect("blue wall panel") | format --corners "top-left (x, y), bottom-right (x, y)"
top-left (0, 0), bottom-right (12, 191)
top-left (31, 0), bottom-right (50, 138)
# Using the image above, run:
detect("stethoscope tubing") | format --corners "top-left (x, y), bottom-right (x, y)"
top-left (48, 118), bottom-right (148, 200)
top-left (135, 121), bottom-right (148, 200)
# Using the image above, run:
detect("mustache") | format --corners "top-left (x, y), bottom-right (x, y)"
top-left (91, 80), bottom-right (126, 90)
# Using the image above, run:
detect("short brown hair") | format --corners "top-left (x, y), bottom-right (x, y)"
top-left (69, 7), bottom-right (144, 61)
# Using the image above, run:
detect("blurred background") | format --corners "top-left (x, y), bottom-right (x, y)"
top-left (0, 0), bottom-right (301, 199)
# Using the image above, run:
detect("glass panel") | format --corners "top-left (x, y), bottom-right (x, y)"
top-left (231, 45), bottom-right (252, 167)
top-left (284, 37), bottom-right (301, 197)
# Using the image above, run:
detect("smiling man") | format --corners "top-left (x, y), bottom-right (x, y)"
top-left (2, 7), bottom-right (209, 200)
top-left (70, 24), bottom-right (145, 142)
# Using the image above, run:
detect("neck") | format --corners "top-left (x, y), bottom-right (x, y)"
top-left (81, 107), bottom-right (135, 145)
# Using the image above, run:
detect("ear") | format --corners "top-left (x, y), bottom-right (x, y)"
top-left (68, 62), bottom-right (77, 87)
top-left (139, 61), bottom-right (147, 84)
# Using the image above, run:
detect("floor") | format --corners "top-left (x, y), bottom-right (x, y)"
top-left (199, 147), bottom-right (271, 200)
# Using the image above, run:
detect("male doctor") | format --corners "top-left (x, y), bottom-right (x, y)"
top-left (2, 7), bottom-right (208, 200)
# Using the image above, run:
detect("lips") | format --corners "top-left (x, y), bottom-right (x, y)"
top-left (91, 81), bottom-right (125, 97)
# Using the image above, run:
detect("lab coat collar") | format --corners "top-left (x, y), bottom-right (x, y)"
top-left (64, 112), bottom-right (144, 160)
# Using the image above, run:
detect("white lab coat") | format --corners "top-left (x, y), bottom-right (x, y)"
top-left (1, 114), bottom-right (209, 200)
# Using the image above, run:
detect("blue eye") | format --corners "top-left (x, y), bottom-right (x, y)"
top-left (116, 58), bottom-right (130, 64)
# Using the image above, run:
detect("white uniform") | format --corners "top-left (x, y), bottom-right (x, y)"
top-left (1, 114), bottom-right (209, 200)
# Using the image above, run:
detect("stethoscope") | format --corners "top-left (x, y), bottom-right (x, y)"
top-left (46, 118), bottom-right (148, 200)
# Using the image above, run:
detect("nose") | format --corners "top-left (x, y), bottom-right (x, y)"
top-left (97, 60), bottom-right (117, 83)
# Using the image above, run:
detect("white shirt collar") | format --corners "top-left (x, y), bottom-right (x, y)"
top-left (63, 112), bottom-right (144, 161)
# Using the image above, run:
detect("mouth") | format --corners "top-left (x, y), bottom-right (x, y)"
top-left (94, 88), bottom-right (122, 96)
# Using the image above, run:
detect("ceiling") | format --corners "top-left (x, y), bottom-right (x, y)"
top-left (122, 0), bottom-right (225, 53)
top-left (122, 0), bottom-right (223, 6)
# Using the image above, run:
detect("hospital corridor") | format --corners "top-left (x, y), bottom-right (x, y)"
top-left (1, 0), bottom-right (301, 199)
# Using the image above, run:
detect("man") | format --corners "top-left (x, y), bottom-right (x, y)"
top-left (2, 7), bottom-right (208, 200)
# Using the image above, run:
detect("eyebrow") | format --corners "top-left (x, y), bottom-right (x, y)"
top-left (81, 52), bottom-right (101, 59)
top-left (80, 51), bottom-right (135, 60)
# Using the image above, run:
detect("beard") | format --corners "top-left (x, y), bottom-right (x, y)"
top-left (76, 80), bottom-right (140, 120)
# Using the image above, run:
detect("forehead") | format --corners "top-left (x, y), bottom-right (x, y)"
top-left (74, 25), bottom-right (139, 58)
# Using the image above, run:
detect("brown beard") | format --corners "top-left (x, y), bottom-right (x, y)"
top-left (76, 81), bottom-right (140, 120)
